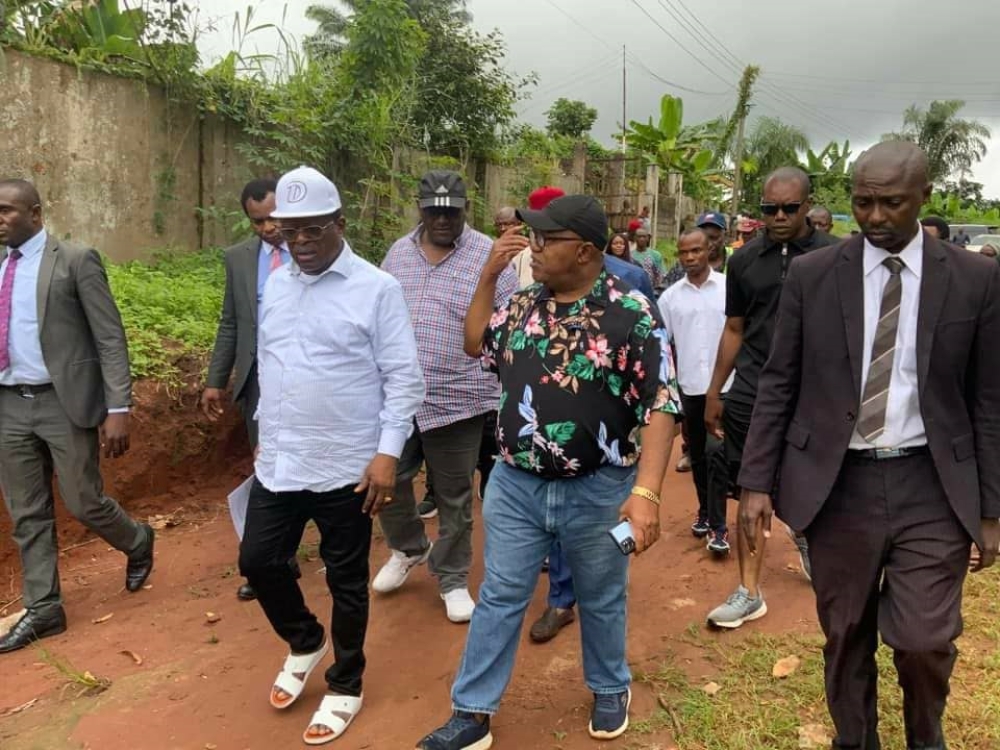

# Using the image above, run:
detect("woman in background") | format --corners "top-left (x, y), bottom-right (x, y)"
top-left (605, 232), bottom-right (632, 263)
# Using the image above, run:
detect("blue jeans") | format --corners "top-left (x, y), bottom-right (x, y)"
top-left (451, 461), bottom-right (634, 715)
top-left (547, 540), bottom-right (576, 609)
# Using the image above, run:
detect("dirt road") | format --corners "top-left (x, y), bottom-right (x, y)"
top-left (0, 438), bottom-right (819, 750)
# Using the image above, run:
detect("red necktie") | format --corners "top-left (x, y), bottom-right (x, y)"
top-left (0, 249), bottom-right (22, 371)
top-left (269, 246), bottom-right (283, 273)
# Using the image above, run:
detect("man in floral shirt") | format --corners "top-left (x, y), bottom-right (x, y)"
top-left (417, 195), bottom-right (681, 750)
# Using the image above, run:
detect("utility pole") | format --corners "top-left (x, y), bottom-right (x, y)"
top-left (621, 45), bottom-right (627, 154)
top-left (729, 65), bottom-right (760, 224)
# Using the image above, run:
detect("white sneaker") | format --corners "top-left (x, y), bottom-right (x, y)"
top-left (372, 544), bottom-right (432, 593)
top-left (441, 588), bottom-right (476, 623)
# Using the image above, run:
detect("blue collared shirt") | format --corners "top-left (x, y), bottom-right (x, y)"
top-left (605, 254), bottom-right (655, 300)
top-left (0, 229), bottom-right (51, 386)
top-left (256, 240), bottom-right (291, 323)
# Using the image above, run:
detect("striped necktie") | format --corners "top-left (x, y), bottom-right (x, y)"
top-left (856, 255), bottom-right (905, 443)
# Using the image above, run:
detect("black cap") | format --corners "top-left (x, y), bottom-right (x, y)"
top-left (517, 195), bottom-right (609, 249)
top-left (417, 170), bottom-right (467, 209)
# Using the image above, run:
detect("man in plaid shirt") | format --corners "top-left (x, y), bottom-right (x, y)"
top-left (375, 170), bottom-right (518, 623)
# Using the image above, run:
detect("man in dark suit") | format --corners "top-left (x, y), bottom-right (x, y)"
top-left (0, 179), bottom-right (154, 654)
top-left (738, 141), bottom-right (1000, 749)
top-left (201, 178), bottom-right (293, 601)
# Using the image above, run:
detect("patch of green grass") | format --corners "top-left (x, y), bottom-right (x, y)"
top-left (646, 570), bottom-right (1000, 750)
top-left (106, 248), bottom-right (225, 382)
top-left (34, 646), bottom-right (112, 697)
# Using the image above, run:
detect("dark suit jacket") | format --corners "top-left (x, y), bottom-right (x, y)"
top-left (4, 235), bottom-right (132, 429)
top-left (738, 232), bottom-right (1000, 547)
top-left (206, 237), bottom-right (260, 402)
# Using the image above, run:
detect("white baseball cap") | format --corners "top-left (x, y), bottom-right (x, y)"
top-left (271, 166), bottom-right (343, 219)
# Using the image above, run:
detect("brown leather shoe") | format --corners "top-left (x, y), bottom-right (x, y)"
top-left (529, 606), bottom-right (575, 643)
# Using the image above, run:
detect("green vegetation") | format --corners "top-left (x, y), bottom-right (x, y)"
top-left (106, 249), bottom-right (224, 381)
top-left (631, 569), bottom-right (1000, 750)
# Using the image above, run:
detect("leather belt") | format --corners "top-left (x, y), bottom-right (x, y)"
top-left (0, 383), bottom-right (55, 399)
top-left (847, 445), bottom-right (929, 461)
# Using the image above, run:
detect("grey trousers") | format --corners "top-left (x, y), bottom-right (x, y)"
top-left (236, 363), bottom-right (260, 450)
top-left (0, 388), bottom-right (144, 616)
top-left (377, 413), bottom-right (485, 594)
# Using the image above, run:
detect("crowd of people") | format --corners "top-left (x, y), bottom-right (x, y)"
top-left (0, 138), bottom-right (998, 750)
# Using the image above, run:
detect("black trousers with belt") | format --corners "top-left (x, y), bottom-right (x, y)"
top-left (239, 478), bottom-right (372, 697)
top-left (805, 450), bottom-right (970, 750)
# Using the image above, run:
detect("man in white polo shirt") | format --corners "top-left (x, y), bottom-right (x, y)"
top-left (238, 166), bottom-right (425, 745)
top-left (658, 227), bottom-right (732, 555)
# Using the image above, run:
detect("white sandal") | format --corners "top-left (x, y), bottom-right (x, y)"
top-left (269, 640), bottom-right (329, 709)
top-left (302, 693), bottom-right (363, 745)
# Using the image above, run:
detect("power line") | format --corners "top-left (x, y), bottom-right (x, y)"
top-left (626, 0), bottom-right (732, 87)
top-left (542, 0), bottom-right (728, 97)
top-left (655, 0), bottom-right (864, 140)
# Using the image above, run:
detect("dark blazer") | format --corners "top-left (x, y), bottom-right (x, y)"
top-left (1, 235), bottom-right (133, 429)
top-left (205, 237), bottom-right (260, 401)
top-left (738, 232), bottom-right (1000, 547)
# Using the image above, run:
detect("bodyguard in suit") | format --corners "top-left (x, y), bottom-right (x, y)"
top-left (201, 178), bottom-right (292, 601)
top-left (0, 179), bottom-right (154, 654)
top-left (738, 142), bottom-right (1000, 749)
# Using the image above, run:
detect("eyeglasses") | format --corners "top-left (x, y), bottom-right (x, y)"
top-left (276, 221), bottom-right (337, 242)
top-left (529, 230), bottom-right (582, 248)
top-left (759, 202), bottom-right (803, 216)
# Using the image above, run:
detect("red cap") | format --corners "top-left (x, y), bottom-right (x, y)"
top-left (627, 219), bottom-right (643, 232)
top-left (528, 186), bottom-right (566, 210)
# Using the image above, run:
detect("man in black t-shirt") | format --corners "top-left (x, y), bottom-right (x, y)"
top-left (703, 167), bottom-right (839, 629)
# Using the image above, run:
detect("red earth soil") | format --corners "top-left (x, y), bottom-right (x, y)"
top-left (0, 378), bottom-right (821, 750)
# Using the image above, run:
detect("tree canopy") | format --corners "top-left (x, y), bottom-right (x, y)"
top-left (545, 98), bottom-right (598, 139)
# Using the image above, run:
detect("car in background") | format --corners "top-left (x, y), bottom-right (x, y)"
top-left (967, 234), bottom-right (1000, 252)
top-left (951, 224), bottom-right (995, 242)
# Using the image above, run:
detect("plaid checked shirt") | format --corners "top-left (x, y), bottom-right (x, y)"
top-left (382, 225), bottom-right (518, 432)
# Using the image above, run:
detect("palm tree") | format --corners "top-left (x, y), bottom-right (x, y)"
top-left (882, 100), bottom-right (991, 183)
top-left (741, 116), bottom-right (809, 207)
top-left (304, 0), bottom-right (470, 58)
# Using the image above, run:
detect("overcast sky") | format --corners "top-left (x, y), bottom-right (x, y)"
top-left (195, 0), bottom-right (1000, 197)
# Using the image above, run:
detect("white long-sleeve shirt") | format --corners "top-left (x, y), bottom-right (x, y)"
top-left (254, 241), bottom-right (425, 493)
top-left (849, 229), bottom-right (925, 449)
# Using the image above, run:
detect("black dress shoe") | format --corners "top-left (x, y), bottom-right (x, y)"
top-left (237, 582), bottom-right (257, 601)
top-left (126, 523), bottom-right (155, 592)
top-left (0, 609), bottom-right (68, 653)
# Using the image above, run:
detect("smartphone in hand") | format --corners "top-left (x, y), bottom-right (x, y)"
top-left (609, 520), bottom-right (636, 555)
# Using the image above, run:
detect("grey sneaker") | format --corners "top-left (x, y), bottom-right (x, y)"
top-left (786, 526), bottom-right (812, 582)
top-left (706, 585), bottom-right (767, 629)
top-left (418, 498), bottom-right (438, 519)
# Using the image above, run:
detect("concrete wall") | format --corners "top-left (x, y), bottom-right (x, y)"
top-left (0, 49), bottom-right (253, 261)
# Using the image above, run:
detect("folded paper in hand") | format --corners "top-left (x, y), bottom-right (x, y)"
top-left (227, 475), bottom-right (255, 541)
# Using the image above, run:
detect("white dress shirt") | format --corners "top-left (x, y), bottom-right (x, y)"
top-left (254, 241), bottom-right (425, 493)
top-left (0, 229), bottom-right (52, 386)
top-left (849, 229), bottom-right (926, 449)
top-left (657, 270), bottom-right (732, 396)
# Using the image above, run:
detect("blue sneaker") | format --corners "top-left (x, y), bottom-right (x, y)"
top-left (707, 529), bottom-right (731, 555)
top-left (690, 515), bottom-right (710, 538)
top-left (588, 689), bottom-right (631, 740)
top-left (417, 711), bottom-right (493, 750)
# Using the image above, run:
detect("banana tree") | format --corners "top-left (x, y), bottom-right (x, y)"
top-left (626, 94), bottom-right (724, 201)
top-left (48, 0), bottom-right (147, 60)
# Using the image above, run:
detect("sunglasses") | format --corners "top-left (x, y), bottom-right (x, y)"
top-left (276, 220), bottom-right (338, 242)
top-left (759, 202), bottom-right (803, 216)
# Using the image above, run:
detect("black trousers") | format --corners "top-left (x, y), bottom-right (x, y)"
top-left (239, 478), bottom-right (372, 696)
top-left (805, 452), bottom-right (970, 750)
top-left (706, 397), bottom-right (752, 525)
top-left (679, 391), bottom-right (726, 531)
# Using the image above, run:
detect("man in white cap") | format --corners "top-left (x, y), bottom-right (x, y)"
top-left (238, 166), bottom-right (425, 744)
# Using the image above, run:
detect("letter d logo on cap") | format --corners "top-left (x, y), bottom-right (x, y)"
top-left (286, 181), bottom-right (308, 204)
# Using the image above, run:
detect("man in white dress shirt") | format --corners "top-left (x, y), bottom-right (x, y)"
top-left (658, 228), bottom-right (732, 556)
top-left (238, 166), bottom-right (425, 745)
